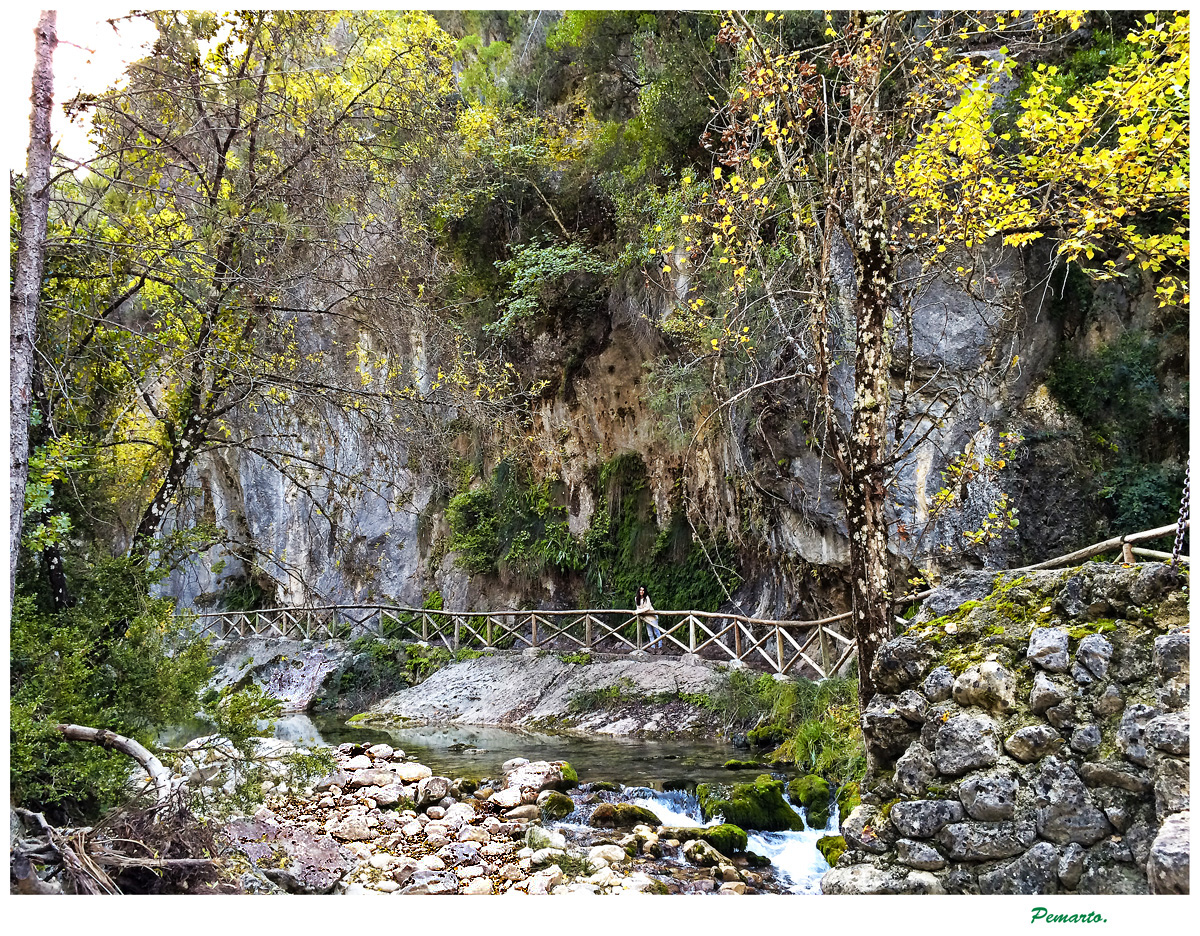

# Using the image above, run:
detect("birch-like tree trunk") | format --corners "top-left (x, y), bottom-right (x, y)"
top-left (10, 10), bottom-right (57, 601)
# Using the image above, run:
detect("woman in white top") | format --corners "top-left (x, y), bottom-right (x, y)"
top-left (635, 585), bottom-right (663, 650)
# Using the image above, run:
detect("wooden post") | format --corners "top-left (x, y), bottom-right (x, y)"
top-left (486, 615), bottom-right (492, 649)
top-left (776, 626), bottom-right (785, 674)
top-left (689, 615), bottom-right (696, 653)
top-left (531, 614), bottom-right (538, 648)
top-left (819, 626), bottom-right (830, 679)
top-left (422, 611), bottom-right (429, 642)
top-left (585, 615), bottom-right (593, 649)
top-left (734, 618), bottom-right (741, 659)
top-left (453, 616), bottom-right (460, 650)
top-left (636, 615), bottom-right (643, 651)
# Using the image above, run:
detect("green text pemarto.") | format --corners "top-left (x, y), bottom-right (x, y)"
top-left (1031, 909), bottom-right (1106, 924)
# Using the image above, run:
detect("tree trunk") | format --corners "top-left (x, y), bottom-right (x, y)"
top-left (55, 723), bottom-right (174, 806)
top-left (846, 192), bottom-right (896, 711)
top-left (10, 11), bottom-right (57, 603)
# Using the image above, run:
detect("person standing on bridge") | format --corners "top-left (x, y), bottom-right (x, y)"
top-left (635, 585), bottom-right (663, 651)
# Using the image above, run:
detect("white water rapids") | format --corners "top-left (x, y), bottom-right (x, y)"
top-left (620, 786), bottom-right (836, 894)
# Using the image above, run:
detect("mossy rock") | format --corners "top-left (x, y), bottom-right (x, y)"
top-left (540, 791), bottom-right (576, 821)
top-left (586, 780), bottom-right (620, 793)
top-left (788, 775), bottom-right (833, 829)
top-left (590, 802), bottom-right (661, 829)
top-left (744, 850), bottom-right (772, 868)
top-left (454, 777), bottom-right (478, 796)
top-left (835, 781), bottom-right (861, 820)
top-left (696, 775), bottom-right (805, 832)
top-left (747, 724), bottom-right (788, 748)
top-left (816, 834), bottom-right (847, 867)
top-left (723, 759), bottom-right (763, 770)
top-left (698, 823), bottom-right (747, 855)
top-left (557, 761), bottom-right (579, 789)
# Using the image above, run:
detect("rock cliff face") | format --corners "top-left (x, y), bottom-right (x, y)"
top-left (159, 238), bottom-right (1183, 621)
top-left (822, 561), bottom-right (1190, 895)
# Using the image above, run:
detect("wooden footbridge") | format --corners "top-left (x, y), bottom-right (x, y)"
top-left (192, 522), bottom-right (1187, 681)
top-left (194, 604), bottom-right (861, 680)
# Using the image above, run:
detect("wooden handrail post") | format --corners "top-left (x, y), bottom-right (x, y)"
top-left (636, 615), bottom-right (643, 651)
top-left (734, 618), bottom-right (741, 659)
top-left (422, 612), bottom-right (429, 642)
top-left (486, 615), bottom-right (492, 649)
top-left (820, 625), bottom-right (830, 678)
top-left (776, 626), bottom-right (785, 674)
top-left (689, 615), bottom-right (696, 653)
top-left (453, 616), bottom-right (460, 651)
top-left (585, 615), bottom-right (593, 649)
top-left (531, 614), bottom-right (538, 648)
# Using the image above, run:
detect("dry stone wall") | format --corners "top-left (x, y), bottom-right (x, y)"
top-left (822, 562), bottom-right (1189, 895)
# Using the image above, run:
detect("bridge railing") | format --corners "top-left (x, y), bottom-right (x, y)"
top-left (192, 605), bottom-right (860, 680)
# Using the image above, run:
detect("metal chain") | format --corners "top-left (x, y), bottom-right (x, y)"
top-left (1171, 455), bottom-right (1190, 564)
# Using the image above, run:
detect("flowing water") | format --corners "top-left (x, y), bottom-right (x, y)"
top-left (615, 786), bottom-right (836, 894)
top-left (165, 713), bottom-right (833, 893)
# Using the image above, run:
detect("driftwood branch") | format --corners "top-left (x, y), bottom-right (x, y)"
top-left (55, 724), bottom-right (173, 805)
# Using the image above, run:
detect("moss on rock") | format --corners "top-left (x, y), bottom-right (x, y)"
top-left (789, 774), bottom-right (833, 829)
top-left (723, 759), bottom-right (763, 770)
top-left (590, 802), bottom-right (661, 829)
top-left (816, 834), bottom-right (847, 867)
top-left (747, 724), bottom-right (788, 748)
top-left (586, 780), bottom-right (619, 793)
top-left (696, 775), bottom-right (805, 832)
top-left (699, 823), bottom-right (748, 855)
top-left (835, 781), bottom-right (861, 820)
top-left (540, 790), bottom-right (576, 821)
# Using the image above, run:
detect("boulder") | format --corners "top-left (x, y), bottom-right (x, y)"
top-left (1153, 757), bottom-right (1189, 821)
top-left (1031, 757), bottom-right (1112, 846)
top-left (437, 841), bottom-right (482, 867)
top-left (893, 741), bottom-right (937, 797)
top-left (225, 819), bottom-right (354, 893)
top-left (525, 826), bottom-right (567, 851)
top-left (588, 844), bottom-right (629, 866)
top-left (841, 805), bottom-right (892, 854)
top-left (539, 790), bottom-right (576, 821)
top-left (1116, 704), bottom-right (1161, 767)
top-left (922, 666), bottom-right (955, 703)
top-left (1004, 724), bottom-right (1063, 763)
top-left (935, 821), bottom-right (1032, 861)
top-left (978, 841), bottom-right (1059, 895)
top-left (1077, 760), bottom-right (1153, 794)
top-left (344, 754), bottom-right (372, 770)
top-left (1027, 627), bottom-right (1070, 672)
top-left (952, 661), bottom-right (1017, 714)
top-left (958, 771), bottom-right (1018, 821)
top-left (1145, 712), bottom-right (1189, 756)
top-left (896, 838), bottom-right (946, 870)
top-left (934, 712), bottom-right (1001, 777)
top-left (394, 762), bottom-right (432, 783)
top-left (1029, 672), bottom-right (1067, 714)
top-left (696, 775), bottom-right (804, 832)
top-left (699, 823), bottom-right (748, 855)
top-left (589, 802), bottom-right (661, 829)
top-left (398, 870), bottom-right (459, 894)
top-left (366, 743), bottom-right (395, 760)
top-left (681, 839), bottom-right (724, 867)
top-left (502, 760), bottom-right (578, 802)
top-left (787, 775), bottom-right (832, 829)
top-left (347, 768), bottom-right (399, 790)
top-left (1058, 842), bottom-right (1084, 890)
top-left (1154, 631), bottom-right (1189, 682)
top-left (416, 775), bottom-right (451, 806)
top-left (821, 864), bottom-right (906, 894)
top-left (325, 816), bottom-right (376, 842)
top-left (861, 694), bottom-right (921, 760)
top-left (1075, 634), bottom-right (1113, 680)
top-left (1146, 810), bottom-right (1190, 895)
top-left (889, 800), bottom-right (964, 839)
top-left (870, 637), bottom-right (938, 693)
top-left (1069, 725), bottom-right (1101, 755)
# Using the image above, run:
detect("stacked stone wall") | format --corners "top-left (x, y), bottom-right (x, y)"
top-left (822, 562), bottom-right (1189, 895)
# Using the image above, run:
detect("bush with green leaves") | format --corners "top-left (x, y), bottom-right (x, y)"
top-left (10, 558), bottom-right (211, 819)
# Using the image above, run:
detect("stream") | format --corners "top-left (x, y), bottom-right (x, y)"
top-left (165, 713), bottom-right (834, 893)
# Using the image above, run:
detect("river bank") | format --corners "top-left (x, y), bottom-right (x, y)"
top-left (230, 741), bottom-right (834, 895)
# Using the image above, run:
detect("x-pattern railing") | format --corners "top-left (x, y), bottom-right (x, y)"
top-left (192, 604), bottom-right (862, 679)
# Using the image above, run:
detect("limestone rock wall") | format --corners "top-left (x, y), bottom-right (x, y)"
top-left (823, 562), bottom-right (1190, 895)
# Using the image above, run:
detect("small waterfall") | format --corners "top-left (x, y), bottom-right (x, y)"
top-left (624, 786), bottom-right (834, 894)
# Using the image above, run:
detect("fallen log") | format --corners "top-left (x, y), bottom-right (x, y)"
top-left (55, 724), bottom-right (173, 805)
